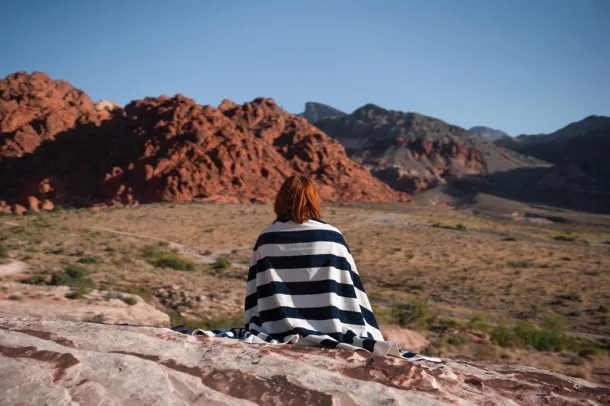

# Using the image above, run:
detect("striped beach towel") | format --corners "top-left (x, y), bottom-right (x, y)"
top-left (175, 218), bottom-right (440, 362)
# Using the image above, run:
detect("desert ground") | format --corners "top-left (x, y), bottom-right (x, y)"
top-left (1, 199), bottom-right (609, 383)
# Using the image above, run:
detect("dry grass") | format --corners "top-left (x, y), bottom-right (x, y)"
top-left (1, 201), bottom-right (609, 382)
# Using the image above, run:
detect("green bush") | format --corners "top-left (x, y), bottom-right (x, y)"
top-left (447, 334), bottom-right (468, 346)
top-left (492, 316), bottom-right (569, 351)
top-left (50, 265), bottom-right (96, 299)
top-left (168, 310), bottom-right (243, 330)
top-left (392, 300), bottom-right (429, 330)
top-left (141, 244), bottom-right (161, 258)
top-left (468, 313), bottom-right (489, 332)
top-left (213, 256), bottom-right (232, 271)
top-left (21, 274), bottom-right (48, 285)
top-left (50, 272), bottom-right (71, 286)
top-left (491, 323), bottom-right (517, 347)
top-left (82, 314), bottom-right (105, 323)
top-left (122, 296), bottom-right (137, 306)
top-left (152, 253), bottom-right (196, 271)
top-left (142, 244), bottom-right (196, 271)
top-left (65, 265), bottom-right (89, 279)
top-left (78, 256), bottom-right (100, 264)
top-left (0, 244), bottom-right (8, 258)
top-left (122, 284), bottom-right (153, 301)
top-left (65, 279), bottom-right (96, 299)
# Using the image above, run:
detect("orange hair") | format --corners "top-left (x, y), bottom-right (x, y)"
top-left (274, 176), bottom-right (321, 224)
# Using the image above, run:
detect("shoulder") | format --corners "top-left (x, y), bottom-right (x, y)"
top-left (259, 219), bottom-right (342, 235)
top-left (309, 219), bottom-right (343, 235)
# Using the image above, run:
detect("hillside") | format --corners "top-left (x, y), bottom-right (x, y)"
top-left (314, 104), bottom-right (544, 193)
top-left (0, 72), bottom-right (409, 213)
top-left (298, 101), bottom-right (346, 123)
top-left (486, 116), bottom-right (610, 213)
top-left (469, 125), bottom-right (512, 143)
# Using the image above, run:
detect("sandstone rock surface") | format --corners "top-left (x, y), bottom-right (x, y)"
top-left (1, 318), bottom-right (607, 405)
top-left (0, 72), bottom-right (408, 211)
top-left (0, 283), bottom-right (170, 326)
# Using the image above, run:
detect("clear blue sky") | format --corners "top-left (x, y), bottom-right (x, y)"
top-left (1, 0), bottom-right (608, 135)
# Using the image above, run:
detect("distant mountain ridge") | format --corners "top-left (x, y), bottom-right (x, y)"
top-left (487, 115), bottom-right (610, 212)
top-left (495, 115), bottom-right (610, 157)
top-left (298, 102), bottom-right (346, 123)
top-left (313, 103), bottom-right (545, 194)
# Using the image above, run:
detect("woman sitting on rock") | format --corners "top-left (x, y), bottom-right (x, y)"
top-left (177, 175), bottom-right (434, 360)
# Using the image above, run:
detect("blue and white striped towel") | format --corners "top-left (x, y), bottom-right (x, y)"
top-left (174, 218), bottom-right (440, 362)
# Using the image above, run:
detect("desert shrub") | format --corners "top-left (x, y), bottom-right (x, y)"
top-left (468, 313), bottom-right (489, 332)
top-left (392, 300), bottom-right (429, 330)
top-left (429, 317), bottom-right (465, 334)
top-left (157, 240), bottom-right (170, 247)
top-left (491, 323), bottom-right (517, 347)
top-left (21, 274), bottom-right (48, 285)
top-left (168, 311), bottom-right (243, 330)
top-left (447, 334), bottom-right (468, 346)
top-left (492, 316), bottom-right (569, 351)
top-left (8, 295), bottom-right (21, 301)
top-left (65, 280), bottom-right (96, 299)
top-left (431, 222), bottom-right (467, 231)
top-left (82, 314), bottom-right (105, 323)
top-left (122, 296), bottom-right (137, 306)
top-left (141, 244), bottom-right (161, 258)
top-left (50, 271), bottom-right (70, 286)
top-left (142, 244), bottom-right (196, 271)
top-left (0, 244), bottom-right (8, 258)
top-left (49, 265), bottom-right (96, 299)
top-left (213, 256), bottom-right (232, 271)
top-left (152, 253), bottom-right (196, 271)
top-left (25, 247), bottom-right (39, 253)
top-left (122, 284), bottom-right (153, 301)
top-left (549, 232), bottom-right (580, 242)
top-left (65, 265), bottom-right (89, 279)
top-left (78, 256), bottom-right (100, 264)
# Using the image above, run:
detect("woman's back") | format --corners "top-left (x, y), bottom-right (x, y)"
top-left (245, 218), bottom-right (383, 345)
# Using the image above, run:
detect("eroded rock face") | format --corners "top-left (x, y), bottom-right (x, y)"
top-left (0, 71), bottom-right (109, 158)
top-left (0, 318), bottom-right (607, 405)
top-left (0, 73), bottom-right (408, 211)
top-left (315, 104), bottom-right (544, 193)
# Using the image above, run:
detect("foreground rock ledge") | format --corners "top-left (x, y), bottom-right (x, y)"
top-left (0, 318), bottom-right (607, 405)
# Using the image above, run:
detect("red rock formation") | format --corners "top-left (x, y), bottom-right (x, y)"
top-left (0, 72), bottom-right (409, 211)
top-left (0, 71), bottom-right (109, 158)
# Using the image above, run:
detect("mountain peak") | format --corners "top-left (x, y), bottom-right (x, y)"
top-left (299, 102), bottom-right (346, 123)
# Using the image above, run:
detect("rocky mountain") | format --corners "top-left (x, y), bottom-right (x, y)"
top-left (2, 318), bottom-right (607, 405)
top-left (298, 101), bottom-right (346, 123)
top-left (0, 72), bottom-right (409, 213)
top-left (487, 116), bottom-right (610, 213)
top-left (469, 126), bottom-right (512, 143)
top-left (495, 115), bottom-right (610, 163)
top-left (314, 104), bottom-right (544, 193)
